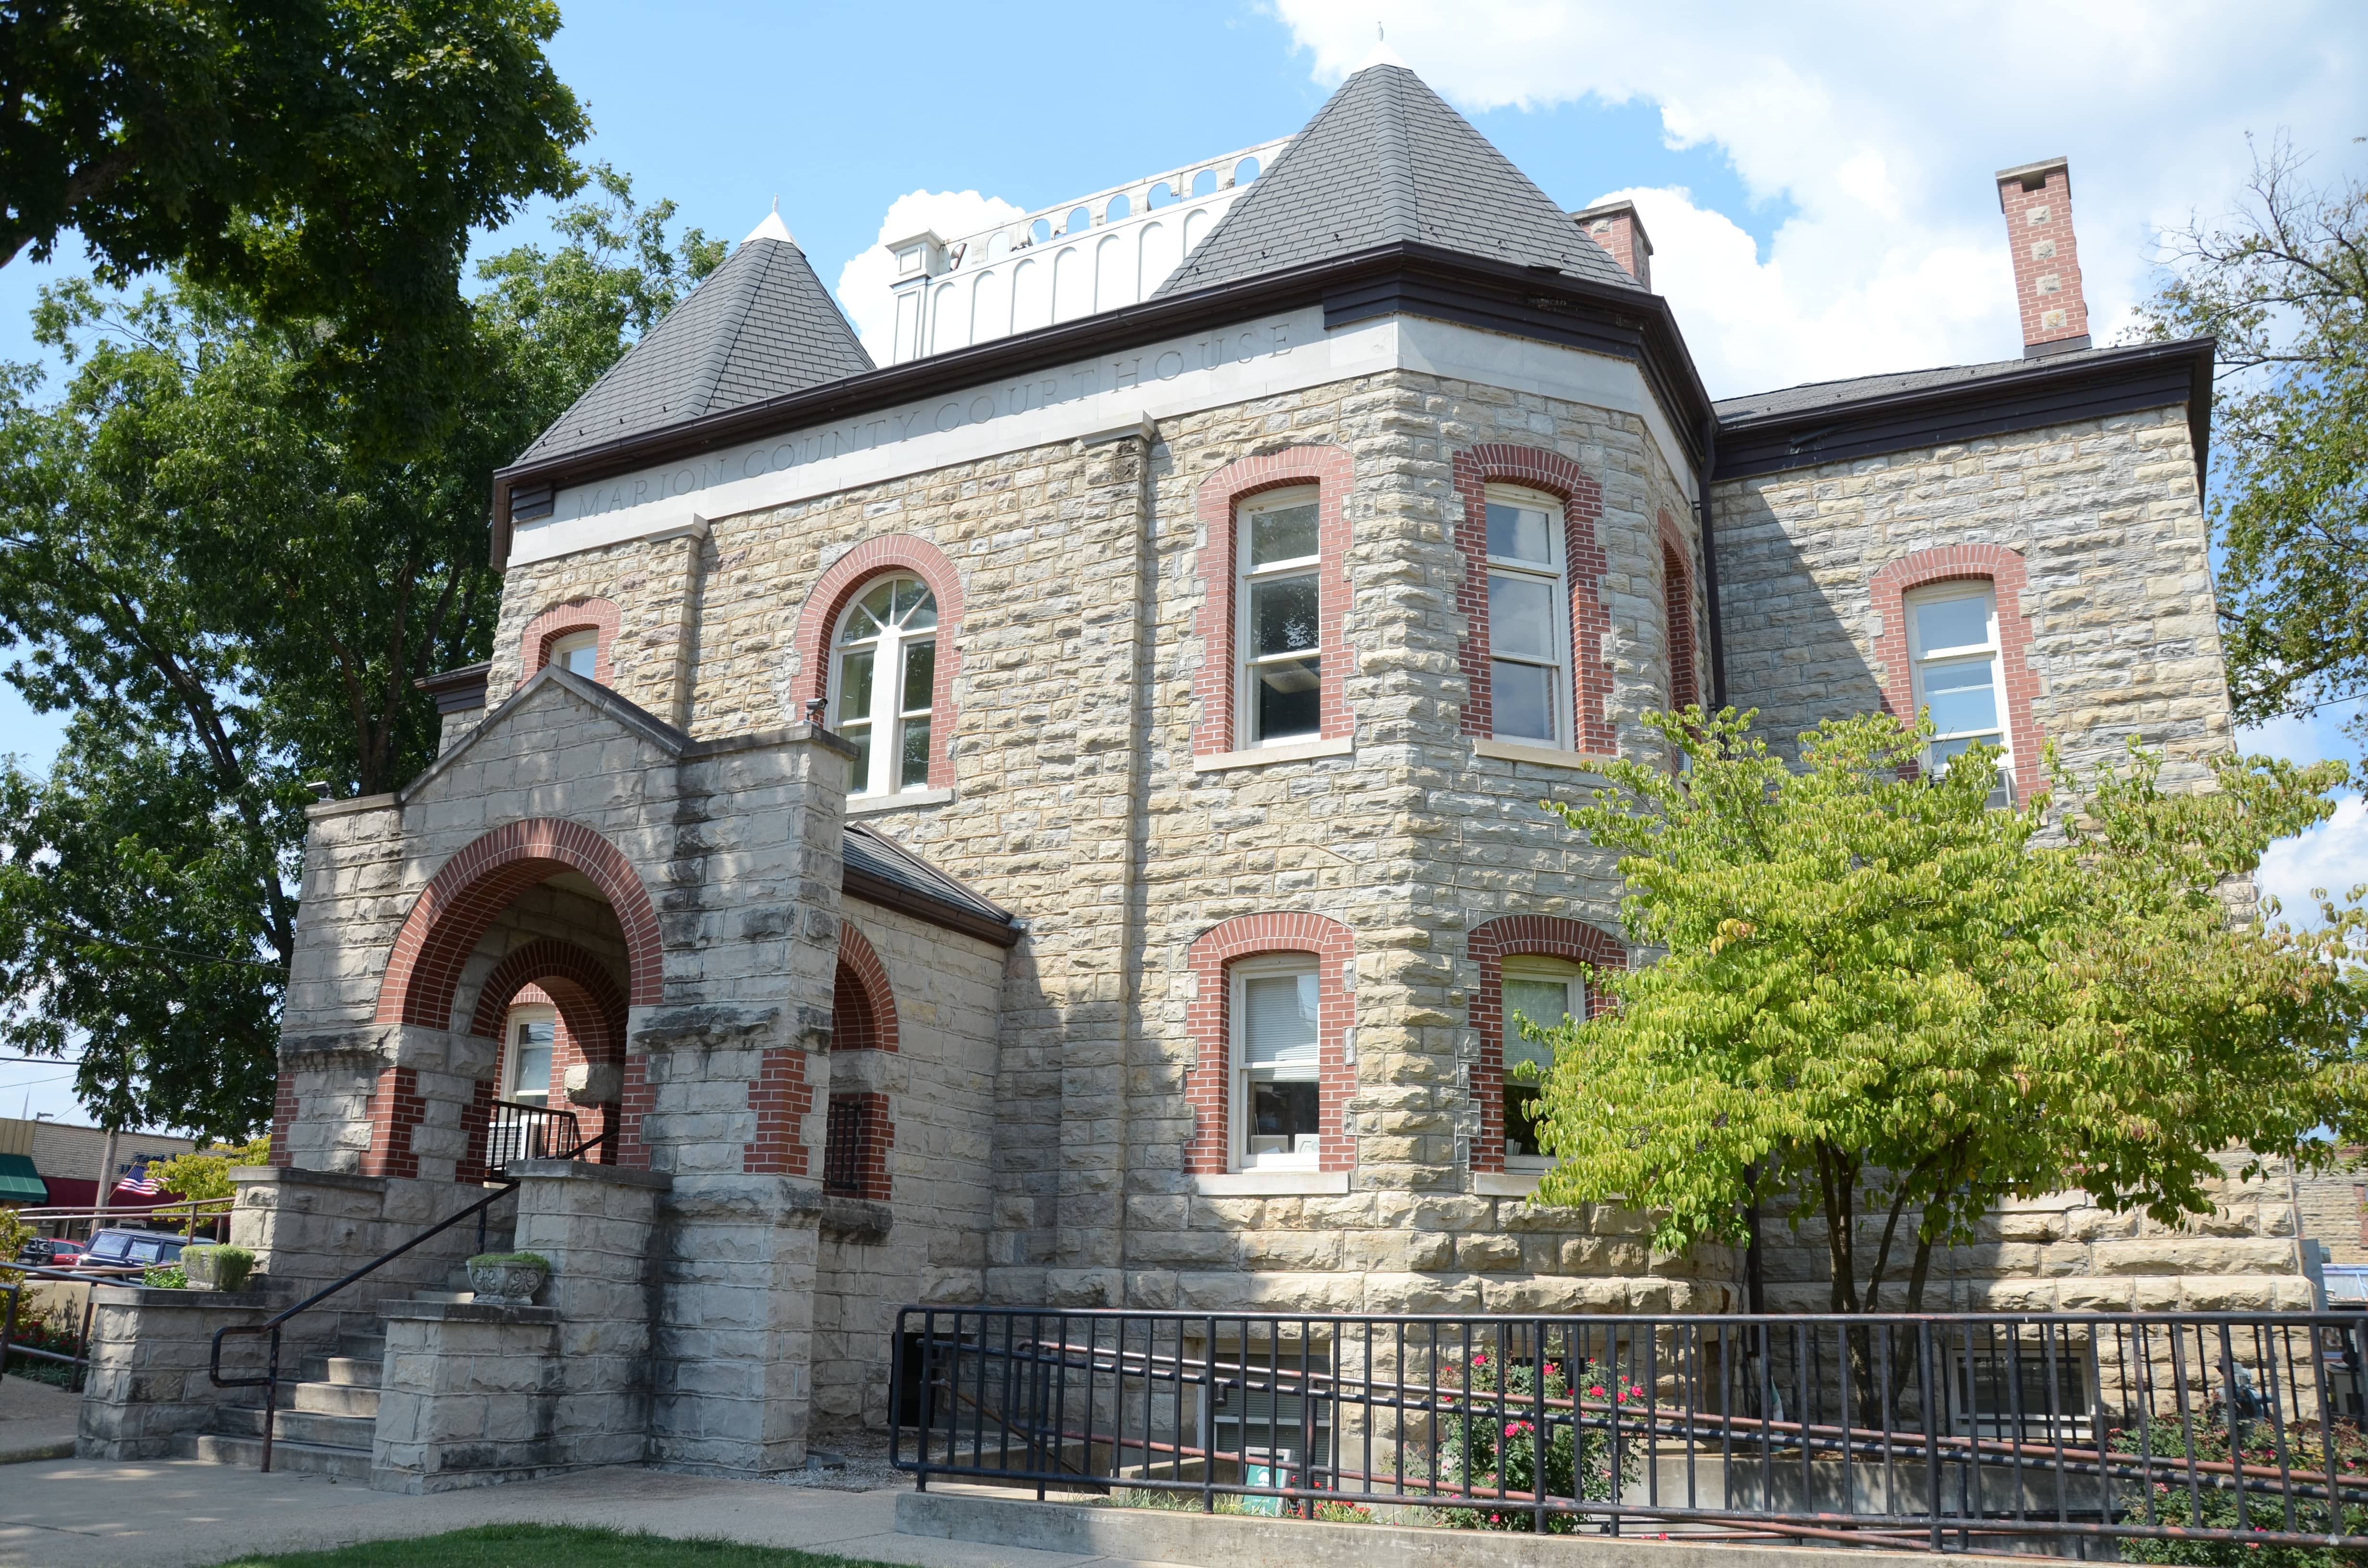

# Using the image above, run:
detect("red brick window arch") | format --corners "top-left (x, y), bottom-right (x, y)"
top-left (1453, 446), bottom-right (1613, 755)
top-left (1183, 913), bottom-right (1355, 1175)
top-left (1191, 447), bottom-right (1356, 758)
top-left (809, 924), bottom-right (898, 1199)
top-left (1870, 545), bottom-right (2042, 803)
top-left (793, 536), bottom-right (963, 793)
top-left (522, 598), bottom-right (621, 686)
top-left (1659, 513), bottom-right (1700, 714)
top-left (1468, 915), bottom-right (1624, 1175)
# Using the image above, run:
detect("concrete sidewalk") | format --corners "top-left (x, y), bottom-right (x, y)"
top-left (0, 1374), bottom-right (79, 1465)
top-left (0, 1458), bottom-right (1189, 1568)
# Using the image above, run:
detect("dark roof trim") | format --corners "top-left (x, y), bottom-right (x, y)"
top-left (415, 662), bottom-right (491, 715)
top-left (1713, 337), bottom-right (2215, 491)
top-left (489, 242), bottom-right (1716, 567)
top-left (842, 866), bottom-right (1023, 949)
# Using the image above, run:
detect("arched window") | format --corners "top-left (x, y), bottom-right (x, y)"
top-left (1484, 485), bottom-right (1571, 747)
top-left (832, 576), bottom-right (938, 798)
top-left (1233, 156), bottom-right (1261, 185)
top-left (1066, 205), bottom-right (1092, 234)
top-left (987, 230), bottom-right (1012, 261)
top-left (1105, 193), bottom-right (1131, 221)
top-left (1147, 181), bottom-right (1177, 209)
top-left (1030, 217), bottom-right (1052, 244)
top-left (1190, 168), bottom-right (1218, 198)
top-left (1233, 955), bottom-right (1320, 1170)
top-left (1236, 487), bottom-right (1324, 746)
top-left (1907, 582), bottom-right (2013, 804)
top-left (547, 632), bottom-right (598, 678)
top-left (1498, 958), bottom-right (1582, 1169)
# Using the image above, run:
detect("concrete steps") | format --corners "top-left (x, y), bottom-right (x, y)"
top-left (179, 1322), bottom-right (385, 1474)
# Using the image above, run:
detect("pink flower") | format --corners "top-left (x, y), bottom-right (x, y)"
top-left (1589, 1384), bottom-right (1605, 1397)
top-left (1505, 1421), bottom-right (1532, 1437)
top-left (1471, 1354), bottom-right (1488, 1366)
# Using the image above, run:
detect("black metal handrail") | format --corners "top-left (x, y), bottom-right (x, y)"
top-left (207, 1126), bottom-right (610, 1472)
top-left (485, 1098), bottom-right (581, 1176)
top-left (1, 1260), bottom-right (151, 1391)
top-left (892, 1306), bottom-right (2368, 1556)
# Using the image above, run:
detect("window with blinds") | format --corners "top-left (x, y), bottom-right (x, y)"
top-left (1234, 961), bottom-right (1320, 1169)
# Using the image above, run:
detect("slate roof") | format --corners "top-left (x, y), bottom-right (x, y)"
top-left (1714, 346), bottom-right (2122, 423)
top-left (1153, 61), bottom-right (1640, 300)
top-left (520, 234), bottom-right (874, 464)
top-left (842, 822), bottom-right (1021, 939)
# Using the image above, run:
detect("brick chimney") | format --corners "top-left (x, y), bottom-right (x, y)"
top-left (1994, 158), bottom-right (2089, 356)
top-left (1574, 201), bottom-right (1653, 289)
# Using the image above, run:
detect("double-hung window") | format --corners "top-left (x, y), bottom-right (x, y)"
top-left (1485, 487), bottom-right (1569, 746)
top-left (1233, 958), bottom-right (1320, 1169)
top-left (1907, 584), bottom-right (2012, 805)
top-left (1237, 490), bottom-right (1323, 746)
top-left (505, 1008), bottom-right (555, 1105)
top-left (548, 631), bottom-right (599, 679)
top-left (1500, 959), bottom-right (1579, 1168)
top-left (833, 576), bottom-right (938, 797)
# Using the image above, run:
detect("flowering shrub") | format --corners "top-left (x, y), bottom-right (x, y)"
top-left (3, 1301), bottom-right (84, 1386)
top-left (2108, 1417), bottom-right (2368, 1568)
top-left (1435, 1350), bottom-right (1641, 1533)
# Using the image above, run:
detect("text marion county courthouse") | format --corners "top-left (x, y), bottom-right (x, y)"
top-left (208, 55), bottom-right (2321, 1479)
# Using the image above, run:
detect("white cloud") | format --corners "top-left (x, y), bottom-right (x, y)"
top-left (834, 190), bottom-right (1026, 365)
top-left (2258, 796), bottom-right (2368, 928)
top-left (1272, 1), bottom-right (2368, 396)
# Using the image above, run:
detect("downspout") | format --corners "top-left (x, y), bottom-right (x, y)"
top-left (1696, 411), bottom-right (1729, 710)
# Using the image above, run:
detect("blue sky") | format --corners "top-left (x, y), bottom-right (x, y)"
top-left (3, 0), bottom-right (2363, 1122)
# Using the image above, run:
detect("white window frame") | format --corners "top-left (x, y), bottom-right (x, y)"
top-left (548, 630), bottom-right (599, 680)
top-left (1905, 582), bottom-right (2013, 805)
top-left (829, 575), bottom-right (940, 798)
top-left (1484, 484), bottom-right (1571, 749)
top-left (1230, 954), bottom-right (1322, 1173)
top-left (504, 1004), bottom-right (556, 1106)
top-left (1235, 487), bottom-right (1324, 748)
top-left (1499, 957), bottom-right (1581, 1172)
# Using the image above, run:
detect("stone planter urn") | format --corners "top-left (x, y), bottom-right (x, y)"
top-left (465, 1252), bottom-right (551, 1305)
top-left (180, 1244), bottom-right (254, 1293)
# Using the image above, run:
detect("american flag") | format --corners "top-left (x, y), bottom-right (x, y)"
top-left (116, 1162), bottom-right (163, 1197)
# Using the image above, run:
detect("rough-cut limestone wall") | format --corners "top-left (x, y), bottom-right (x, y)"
top-left (1708, 405), bottom-right (2232, 787)
top-left (1755, 1154), bottom-right (2319, 1315)
top-left (2295, 1163), bottom-right (2368, 1268)
top-left (491, 361), bottom-right (1732, 1320)
top-left (810, 898), bottom-right (1007, 1429)
top-left (483, 531), bottom-right (704, 726)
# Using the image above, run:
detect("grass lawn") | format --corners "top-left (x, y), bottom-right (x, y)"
top-left (205, 1523), bottom-right (911, 1568)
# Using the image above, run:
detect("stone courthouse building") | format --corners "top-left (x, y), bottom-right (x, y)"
top-left (145, 52), bottom-right (2321, 1486)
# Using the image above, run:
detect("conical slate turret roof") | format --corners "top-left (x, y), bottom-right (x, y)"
top-left (1154, 61), bottom-right (1640, 299)
top-left (521, 225), bottom-right (875, 464)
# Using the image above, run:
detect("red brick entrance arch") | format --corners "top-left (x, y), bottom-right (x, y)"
top-left (457, 939), bottom-right (630, 1176)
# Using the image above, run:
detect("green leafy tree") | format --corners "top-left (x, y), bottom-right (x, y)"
top-left (0, 0), bottom-right (589, 454)
top-left (0, 174), bottom-right (721, 1141)
top-left (2141, 138), bottom-right (2368, 747)
top-left (1527, 708), bottom-right (2368, 1315)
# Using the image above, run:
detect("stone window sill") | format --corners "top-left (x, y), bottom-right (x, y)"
top-left (1193, 736), bottom-right (1354, 773)
top-left (1194, 1170), bottom-right (1351, 1196)
top-left (1471, 738), bottom-right (1618, 772)
top-left (849, 786), bottom-right (955, 816)
top-left (1474, 1170), bottom-right (1547, 1197)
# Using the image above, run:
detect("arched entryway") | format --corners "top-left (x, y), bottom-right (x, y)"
top-left (368, 819), bottom-right (661, 1179)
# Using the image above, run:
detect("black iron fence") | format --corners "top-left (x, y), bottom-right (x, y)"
top-left (890, 1308), bottom-right (2368, 1556)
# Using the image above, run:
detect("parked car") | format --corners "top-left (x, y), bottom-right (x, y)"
top-left (12, 1237), bottom-right (84, 1269)
top-left (76, 1229), bottom-right (189, 1273)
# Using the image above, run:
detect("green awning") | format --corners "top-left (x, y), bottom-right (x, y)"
top-left (0, 1152), bottom-right (48, 1205)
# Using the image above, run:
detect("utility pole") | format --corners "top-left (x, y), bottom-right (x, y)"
top-left (92, 1124), bottom-right (120, 1223)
